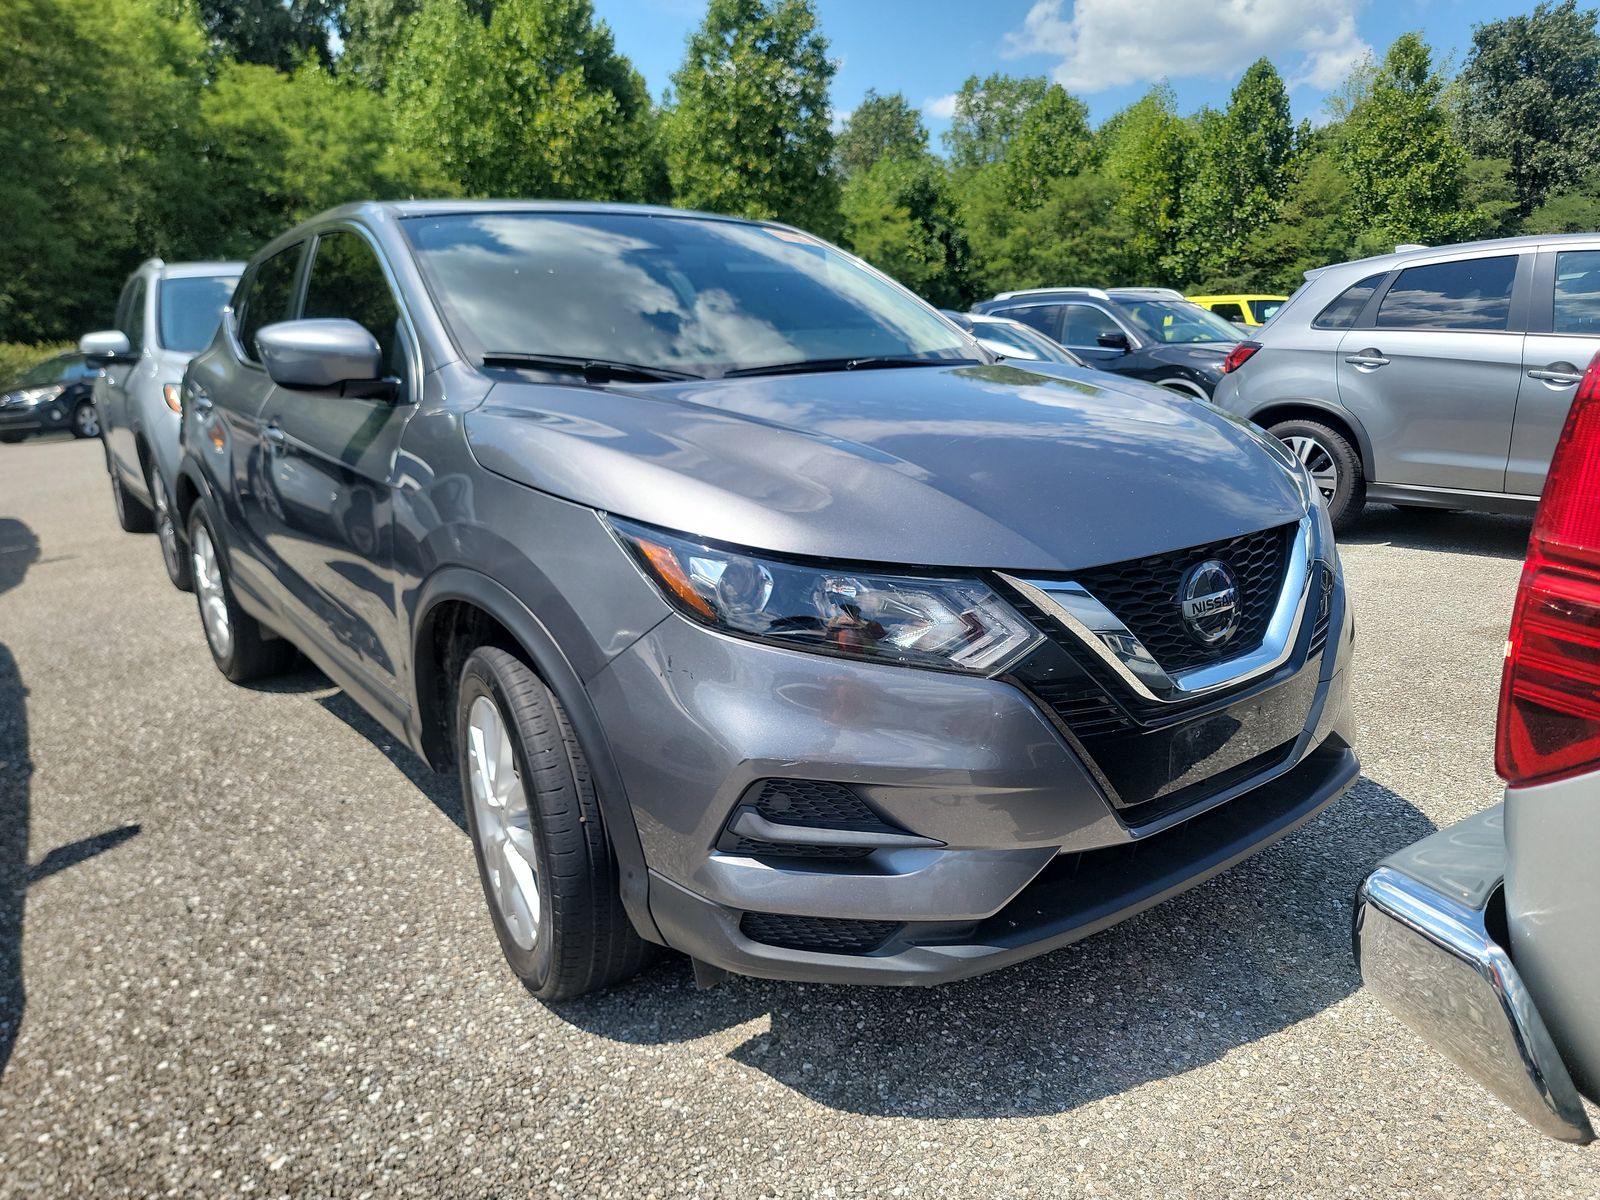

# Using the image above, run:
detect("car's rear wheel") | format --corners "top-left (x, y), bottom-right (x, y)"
top-left (108, 457), bottom-right (154, 533)
top-left (187, 506), bottom-right (295, 683)
top-left (70, 401), bottom-right (99, 439)
top-left (455, 646), bottom-right (652, 1001)
top-left (1269, 418), bottom-right (1365, 532)
top-left (149, 464), bottom-right (191, 591)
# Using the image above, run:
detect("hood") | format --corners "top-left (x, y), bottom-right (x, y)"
top-left (463, 362), bottom-right (1307, 572)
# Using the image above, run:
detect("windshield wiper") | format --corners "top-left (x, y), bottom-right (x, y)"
top-left (482, 352), bottom-right (703, 384)
top-left (721, 355), bottom-right (975, 379)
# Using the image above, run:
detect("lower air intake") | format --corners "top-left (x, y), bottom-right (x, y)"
top-left (739, 912), bottom-right (902, 954)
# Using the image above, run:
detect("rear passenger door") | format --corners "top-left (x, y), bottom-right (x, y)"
top-left (1335, 252), bottom-right (1529, 493)
top-left (1511, 246), bottom-right (1600, 497)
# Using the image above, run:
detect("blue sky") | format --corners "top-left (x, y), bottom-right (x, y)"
top-left (593, 0), bottom-right (1516, 142)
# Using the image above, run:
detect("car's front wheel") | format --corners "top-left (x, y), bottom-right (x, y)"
top-left (107, 457), bottom-right (154, 533)
top-left (455, 646), bottom-right (652, 1001)
top-left (149, 465), bottom-right (191, 591)
top-left (70, 401), bottom-right (99, 439)
top-left (187, 506), bottom-right (295, 683)
top-left (1269, 418), bottom-right (1366, 532)
top-left (0, 433), bottom-right (24, 445)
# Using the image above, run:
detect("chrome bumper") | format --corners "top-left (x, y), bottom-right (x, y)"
top-left (1355, 807), bottom-right (1595, 1144)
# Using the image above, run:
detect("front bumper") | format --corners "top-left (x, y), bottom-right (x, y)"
top-left (0, 400), bottom-right (69, 435)
top-left (1354, 806), bottom-right (1596, 1144)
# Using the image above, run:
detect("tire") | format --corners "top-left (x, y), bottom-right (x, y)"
top-left (1268, 418), bottom-right (1366, 533)
top-left (1157, 377), bottom-right (1210, 401)
top-left (456, 646), bottom-right (652, 1001)
top-left (0, 433), bottom-right (24, 444)
top-left (108, 458), bottom-right (154, 533)
top-left (149, 464), bottom-right (191, 590)
top-left (70, 401), bottom-right (100, 439)
top-left (186, 505), bottom-right (295, 683)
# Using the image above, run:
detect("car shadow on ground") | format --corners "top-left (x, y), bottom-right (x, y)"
top-left (1342, 506), bottom-right (1532, 560)
top-left (0, 518), bottom-right (140, 1086)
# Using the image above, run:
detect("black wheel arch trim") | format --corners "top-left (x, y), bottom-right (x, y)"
top-left (410, 566), bottom-right (663, 944)
top-left (1248, 399), bottom-right (1375, 478)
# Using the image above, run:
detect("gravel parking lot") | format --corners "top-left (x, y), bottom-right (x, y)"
top-left (1, 434), bottom-right (1597, 1198)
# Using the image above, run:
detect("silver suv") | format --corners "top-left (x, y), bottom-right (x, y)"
top-left (1212, 234), bottom-right (1600, 530)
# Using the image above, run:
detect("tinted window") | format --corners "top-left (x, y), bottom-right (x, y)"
top-left (1248, 299), bottom-right (1283, 323)
top-left (239, 246), bottom-right (303, 362)
top-left (1211, 302), bottom-right (1245, 323)
top-left (1375, 256), bottom-right (1518, 331)
top-left (123, 277), bottom-right (146, 350)
top-left (303, 231), bottom-right (407, 380)
top-left (1061, 304), bottom-right (1122, 347)
top-left (1554, 250), bottom-right (1600, 334)
top-left (1313, 273), bottom-right (1387, 330)
top-left (158, 275), bottom-right (239, 354)
top-left (403, 212), bottom-right (971, 376)
top-left (1001, 305), bottom-right (1064, 339)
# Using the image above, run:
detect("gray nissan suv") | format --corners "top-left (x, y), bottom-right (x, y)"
top-left (177, 201), bottom-right (1357, 1000)
top-left (1213, 234), bottom-right (1600, 530)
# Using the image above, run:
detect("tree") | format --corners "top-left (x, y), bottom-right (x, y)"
top-left (1337, 33), bottom-right (1474, 246)
top-left (1172, 59), bottom-right (1298, 284)
top-left (662, 0), bottom-right (838, 235)
top-left (1524, 172), bottom-right (1600, 232)
top-left (840, 156), bottom-right (971, 307)
top-left (338, 0), bottom-right (495, 90)
top-left (966, 172), bottom-right (1138, 295)
top-left (836, 90), bottom-right (927, 178)
top-left (1098, 84), bottom-right (1191, 283)
top-left (1460, 1), bottom-right (1600, 217)
top-left (1001, 85), bottom-right (1094, 206)
top-left (390, 0), bottom-right (662, 202)
top-left (942, 74), bottom-right (1050, 174)
top-left (196, 0), bottom-right (336, 69)
top-left (1231, 149), bottom-right (1353, 292)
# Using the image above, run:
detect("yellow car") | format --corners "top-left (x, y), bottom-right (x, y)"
top-left (1188, 294), bottom-right (1288, 327)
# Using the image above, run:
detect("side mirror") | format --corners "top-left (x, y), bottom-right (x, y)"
top-left (256, 319), bottom-right (383, 391)
top-left (79, 330), bottom-right (132, 364)
top-left (1096, 331), bottom-right (1131, 353)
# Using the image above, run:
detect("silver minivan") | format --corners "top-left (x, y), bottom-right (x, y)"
top-left (1212, 234), bottom-right (1600, 530)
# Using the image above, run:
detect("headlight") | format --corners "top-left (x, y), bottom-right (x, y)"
top-left (610, 518), bottom-right (1043, 674)
top-left (18, 385), bottom-right (63, 406)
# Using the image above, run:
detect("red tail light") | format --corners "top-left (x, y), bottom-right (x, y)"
top-left (1221, 341), bottom-right (1261, 374)
top-left (1496, 350), bottom-right (1600, 786)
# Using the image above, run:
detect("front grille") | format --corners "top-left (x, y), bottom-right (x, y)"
top-left (1308, 565), bottom-right (1334, 658)
top-left (739, 912), bottom-right (902, 954)
top-left (1064, 524), bottom-right (1293, 674)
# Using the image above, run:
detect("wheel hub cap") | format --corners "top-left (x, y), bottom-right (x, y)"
top-left (467, 695), bottom-right (540, 950)
top-left (1285, 435), bottom-right (1338, 502)
top-left (191, 525), bottom-right (232, 658)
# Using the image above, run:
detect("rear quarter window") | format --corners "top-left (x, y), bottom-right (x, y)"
top-left (1313, 273), bottom-right (1388, 330)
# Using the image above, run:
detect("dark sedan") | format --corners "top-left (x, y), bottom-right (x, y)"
top-left (0, 352), bottom-right (99, 442)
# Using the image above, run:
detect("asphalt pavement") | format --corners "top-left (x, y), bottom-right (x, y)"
top-left (1, 434), bottom-right (1597, 1198)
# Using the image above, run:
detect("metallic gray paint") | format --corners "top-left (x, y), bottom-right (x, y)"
top-left (256, 318), bottom-right (384, 389)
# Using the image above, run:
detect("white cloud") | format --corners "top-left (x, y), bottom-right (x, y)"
top-left (1002, 0), bottom-right (1372, 94)
top-left (922, 93), bottom-right (960, 120)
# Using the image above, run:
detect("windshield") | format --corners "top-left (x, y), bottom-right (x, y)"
top-left (14, 356), bottom-right (74, 387)
top-left (976, 321), bottom-right (1078, 364)
top-left (401, 211), bottom-right (974, 378)
top-left (1119, 299), bottom-right (1241, 345)
top-left (158, 275), bottom-right (240, 354)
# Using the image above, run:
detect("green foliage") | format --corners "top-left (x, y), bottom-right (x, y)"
top-left (965, 169), bottom-right (1137, 295)
top-left (1525, 172), bottom-right (1600, 232)
top-left (197, 0), bottom-right (337, 69)
top-left (0, 344), bottom-right (75, 387)
top-left (1460, 1), bottom-right (1600, 217)
top-left (1098, 84), bottom-right (1192, 285)
top-left (836, 91), bottom-right (928, 178)
top-left (943, 74), bottom-right (1051, 174)
top-left (663, 0), bottom-right (838, 234)
top-left (391, 0), bottom-right (662, 202)
top-left (1337, 33), bottom-right (1474, 245)
top-left (841, 155), bottom-right (971, 307)
top-left (1001, 86), bottom-right (1094, 207)
top-left (1227, 150), bottom-right (1352, 293)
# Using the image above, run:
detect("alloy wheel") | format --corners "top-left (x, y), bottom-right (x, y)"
top-left (153, 473), bottom-right (180, 578)
top-left (1284, 435), bottom-right (1338, 503)
top-left (466, 695), bottom-right (541, 951)
top-left (191, 523), bottom-right (232, 659)
top-left (74, 403), bottom-right (99, 438)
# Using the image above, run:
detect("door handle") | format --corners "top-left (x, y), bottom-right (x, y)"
top-left (191, 395), bottom-right (213, 415)
top-left (1527, 367), bottom-right (1583, 386)
top-left (1344, 350), bottom-right (1390, 369)
top-left (263, 421), bottom-right (286, 454)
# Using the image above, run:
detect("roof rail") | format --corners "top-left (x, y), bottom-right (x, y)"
top-left (1109, 286), bottom-right (1185, 300)
top-left (1394, 243), bottom-right (1428, 253)
top-left (992, 286), bottom-right (1112, 302)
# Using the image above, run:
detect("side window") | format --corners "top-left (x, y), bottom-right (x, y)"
top-left (1002, 304), bottom-right (1064, 340)
top-left (1062, 304), bottom-right (1122, 347)
top-left (302, 231), bottom-right (408, 384)
top-left (122, 278), bottom-right (147, 350)
top-left (1211, 302), bottom-right (1245, 323)
top-left (238, 246), bottom-right (304, 363)
top-left (1553, 250), bottom-right (1600, 334)
top-left (1313, 272), bottom-right (1388, 330)
top-left (1249, 299), bottom-right (1283, 324)
top-left (1375, 255), bottom-right (1518, 332)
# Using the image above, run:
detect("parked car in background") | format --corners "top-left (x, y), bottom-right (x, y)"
top-left (176, 200), bottom-right (1354, 1002)
top-left (0, 351), bottom-right (100, 443)
top-left (973, 287), bottom-right (1241, 399)
top-left (1355, 352), bottom-right (1600, 1145)
top-left (80, 258), bottom-right (243, 588)
top-left (940, 310), bottom-right (1089, 367)
top-left (1189, 294), bottom-right (1288, 328)
top-left (1212, 234), bottom-right (1600, 530)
